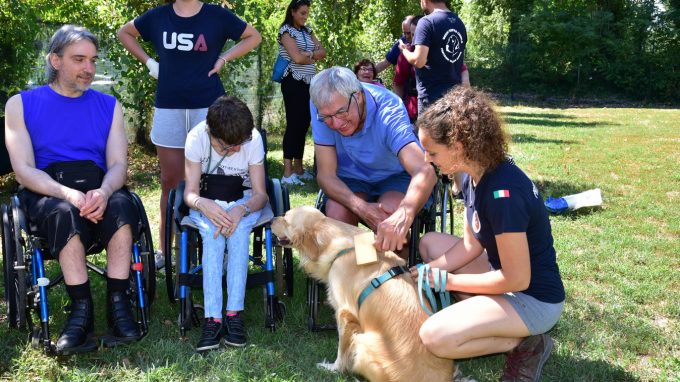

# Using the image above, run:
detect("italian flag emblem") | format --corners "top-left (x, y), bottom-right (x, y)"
top-left (493, 190), bottom-right (510, 199)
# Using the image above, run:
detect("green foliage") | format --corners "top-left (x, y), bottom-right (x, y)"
top-left (0, 1), bottom-right (40, 118)
top-left (463, 0), bottom-right (680, 100)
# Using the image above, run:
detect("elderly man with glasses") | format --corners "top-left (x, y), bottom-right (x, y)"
top-left (310, 66), bottom-right (436, 253)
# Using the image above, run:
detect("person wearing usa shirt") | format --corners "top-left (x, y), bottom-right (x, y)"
top-left (118, 0), bottom-right (261, 264)
top-left (412, 87), bottom-right (565, 382)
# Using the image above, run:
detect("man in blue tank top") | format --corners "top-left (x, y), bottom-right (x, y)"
top-left (4, 25), bottom-right (142, 355)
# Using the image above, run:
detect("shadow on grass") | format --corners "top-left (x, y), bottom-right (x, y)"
top-left (501, 111), bottom-right (576, 120)
top-left (0, 320), bottom-right (25, 375)
top-left (511, 133), bottom-right (577, 145)
top-left (545, 354), bottom-right (641, 382)
top-left (504, 117), bottom-right (613, 129)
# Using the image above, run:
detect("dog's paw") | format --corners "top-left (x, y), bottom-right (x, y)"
top-left (316, 360), bottom-right (339, 372)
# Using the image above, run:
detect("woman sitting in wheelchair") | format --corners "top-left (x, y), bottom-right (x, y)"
top-left (183, 95), bottom-right (268, 352)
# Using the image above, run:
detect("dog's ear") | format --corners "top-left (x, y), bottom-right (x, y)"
top-left (291, 216), bottom-right (331, 261)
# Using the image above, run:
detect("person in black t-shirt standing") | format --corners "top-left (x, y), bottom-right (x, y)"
top-left (118, 0), bottom-right (261, 266)
top-left (400, 0), bottom-right (467, 114)
top-left (411, 87), bottom-right (565, 382)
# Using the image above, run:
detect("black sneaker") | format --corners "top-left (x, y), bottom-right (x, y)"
top-left (223, 314), bottom-right (246, 347)
top-left (196, 318), bottom-right (223, 353)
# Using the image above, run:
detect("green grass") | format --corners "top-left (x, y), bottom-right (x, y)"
top-left (1, 105), bottom-right (678, 381)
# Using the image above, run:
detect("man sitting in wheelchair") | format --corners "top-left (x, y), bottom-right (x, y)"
top-left (183, 95), bottom-right (268, 352)
top-left (310, 66), bottom-right (436, 254)
top-left (4, 25), bottom-right (142, 355)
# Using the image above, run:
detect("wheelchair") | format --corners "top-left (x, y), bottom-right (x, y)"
top-left (162, 175), bottom-right (293, 336)
top-left (1, 189), bottom-right (155, 355)
top-left (306, 176), bottom-right (451, 331)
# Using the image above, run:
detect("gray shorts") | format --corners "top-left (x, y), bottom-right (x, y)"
top-left (501, 292), bottom-right (564, 335)
top-left (150, 107), bottom-right (209, 148)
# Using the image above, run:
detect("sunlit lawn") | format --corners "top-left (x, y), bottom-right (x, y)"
top-left (1, 105), bottom-right (678, 381)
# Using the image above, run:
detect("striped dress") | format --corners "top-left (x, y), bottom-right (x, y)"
top-left (277, 24), bottom-right (316, 84)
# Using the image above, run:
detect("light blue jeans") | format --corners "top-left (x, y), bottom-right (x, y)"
top-left (189, 193), bottom-right (262, 319)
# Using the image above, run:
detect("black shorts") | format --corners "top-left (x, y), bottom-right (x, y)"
top-left (19, 188), bottom-right (140, 257)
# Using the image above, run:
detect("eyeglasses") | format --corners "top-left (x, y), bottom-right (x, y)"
top-left (210, 134), bottom-right (252, 153)
top-left (316, 92), bottom-right (356, 123)
top-left (358, 66), bottom-right (374, 72)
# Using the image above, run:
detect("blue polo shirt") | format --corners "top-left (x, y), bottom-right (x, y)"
top-left (311, 83), bottom-right (417, 182)
top-left (462, 160), bottom-right (565, 303)
top-left (134, 3), bottom-right (247, 109)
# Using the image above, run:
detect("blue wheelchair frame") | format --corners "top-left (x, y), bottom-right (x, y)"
top-left (1, 190), bottom-right (155, 355)
top-left (165, 178), bottom-right (292, 337)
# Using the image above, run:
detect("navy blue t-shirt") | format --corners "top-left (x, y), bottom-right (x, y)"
top-left (135, 4), bottom-right (247, 109)
top-left (462, 160), bottom-right (565, 303)
top-left (413, 10), bottom-right (466, 105)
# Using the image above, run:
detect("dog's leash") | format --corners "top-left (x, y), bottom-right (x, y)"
top-left (417, 263), bottom-right (452, 316)
top-left (333, 248), bottom-right (409, 310)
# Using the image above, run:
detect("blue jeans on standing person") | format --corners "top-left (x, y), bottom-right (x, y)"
top-left (189, 192), bottom-right (262, 319)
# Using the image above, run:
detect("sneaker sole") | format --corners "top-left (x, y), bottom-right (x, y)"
top-left (223, 339), bottom-right (246, 348)
top-left (532, 335), bottom-right (554, 382)
top-left (196, 343), bottom-right (221, 352)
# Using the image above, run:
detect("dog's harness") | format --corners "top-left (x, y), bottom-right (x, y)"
top-left (333, 248), bottom-right (409, 309)
top-left (416, 263), bottom-right (452, 316)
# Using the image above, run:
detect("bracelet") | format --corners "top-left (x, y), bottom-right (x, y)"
top-left (218, 56), bottom-right (227, 65)
top-left (194, 197), bottom-right (202, 210)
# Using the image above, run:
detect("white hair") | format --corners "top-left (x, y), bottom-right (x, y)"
top-left (309, 66), bottom-right (362, 109)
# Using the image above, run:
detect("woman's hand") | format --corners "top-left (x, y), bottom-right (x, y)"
top-left (208, 56), bottom-right (227, 77)
top-left (222, 205), bottom-right (245, 238)
top-left (198, 198), bottom-right (235, 238)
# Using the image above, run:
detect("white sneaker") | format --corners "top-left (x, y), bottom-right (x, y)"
top-left (297, 170), bottom-right (314, 181)
top-left (281, 174), bottom-right (305, 186)
top-left (154, 250), bottom-right (165, 270)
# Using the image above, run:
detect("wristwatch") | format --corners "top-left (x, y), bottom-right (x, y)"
top-left (242, 204), bottom-right (251, 217)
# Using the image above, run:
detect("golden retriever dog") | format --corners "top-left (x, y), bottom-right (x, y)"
top-left (272, 206), bottom-right (454, 382)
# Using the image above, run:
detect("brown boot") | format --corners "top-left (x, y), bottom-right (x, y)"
top-left (500, 334), bottom-right (554, 382)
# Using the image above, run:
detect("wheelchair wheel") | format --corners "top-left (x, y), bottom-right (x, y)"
top-left (3, 202), bottom-right (27, 329)
top-left (178, 301), bottom-right (204, 331)
top-left (2, 204), bottom-right (18, 328)
top-left (164, 187), bottom-right (178, 302)
top-left (439, 178), bottom-right (455, 235)
top-left (131, 192), bottom-right (156, 308)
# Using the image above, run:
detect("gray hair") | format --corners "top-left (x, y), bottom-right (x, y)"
top-left (45, 25), bottom-right (99, 84)
top-left (309, 66), bottom-right (362, 109)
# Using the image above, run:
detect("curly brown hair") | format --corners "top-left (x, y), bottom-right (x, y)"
top-left (417, 87), bottom-right (508, 171)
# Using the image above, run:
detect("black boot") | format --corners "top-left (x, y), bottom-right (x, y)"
top-left (55, 298), bottom-right (97, 355)
top-left (107, 290), bottom-right (141, 342)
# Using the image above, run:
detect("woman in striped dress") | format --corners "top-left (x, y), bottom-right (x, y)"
top-left (278, 0), bottom-right (325, 185)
